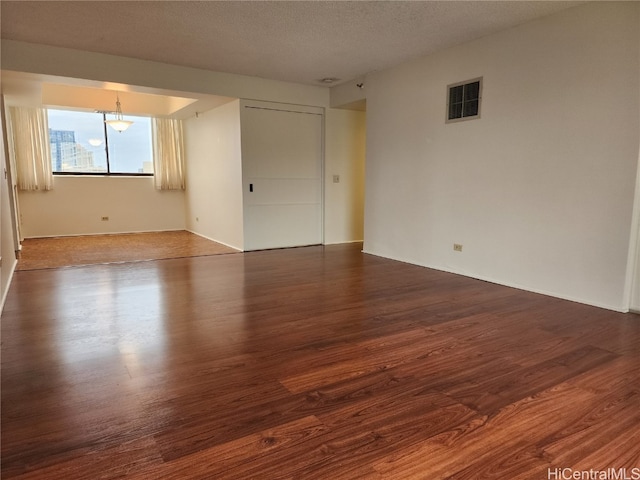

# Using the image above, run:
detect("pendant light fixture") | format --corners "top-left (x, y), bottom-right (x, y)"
top-left (105, 94), bottom-right (133, 132)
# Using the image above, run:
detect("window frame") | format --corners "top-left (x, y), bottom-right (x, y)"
top-left (48, 109), bottom-right (154, 177)
top-left (446, 77), bottom-right (483, 124)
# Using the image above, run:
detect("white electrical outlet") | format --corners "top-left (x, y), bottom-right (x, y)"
top-left (101, 216), bottom-right (109, 221)
top-left (453, 243), bottom-right (463, 252)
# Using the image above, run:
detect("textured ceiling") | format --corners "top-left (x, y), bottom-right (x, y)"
top-left (1, 1), bottom-right (581, 86)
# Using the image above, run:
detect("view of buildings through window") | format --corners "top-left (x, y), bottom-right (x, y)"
top-left (47, 109), bottom-right (153, 174)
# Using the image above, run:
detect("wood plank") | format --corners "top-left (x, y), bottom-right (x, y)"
top-left (372, 383), bottom-right (599, 478)
top-left (2, 242), bottom-right (639, 479)
top-left (129, 416), bottom-right (329, 480)
top-left (440, 345), bottom-right (619, 414)
top-left (4, 437), bottom-right (164, 480)
top-left (16, 231), bottom-right (237, 270)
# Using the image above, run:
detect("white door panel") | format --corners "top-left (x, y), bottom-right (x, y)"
top-left (242, 104), bottom-right (323, 251)
top-left (244, 204), bottom-right (322, 250)
top-left (244, 178), bottom-right (321, 206)
top-left (242, 108), bottom-right (322, 178)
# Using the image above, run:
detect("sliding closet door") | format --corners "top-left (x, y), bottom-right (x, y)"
top-left (241, 102), bottom-right (323, 251)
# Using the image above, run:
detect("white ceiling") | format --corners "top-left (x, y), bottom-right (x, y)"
top-left (1, 1), bottom-right (582, 87)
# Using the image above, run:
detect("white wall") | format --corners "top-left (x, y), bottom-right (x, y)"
top-left (2, 40), bottom-right (329, 108)
top-left (1, 104), bottom-right (18, 310)
top-left (18, 176), bottom-right (185, 237)
top-left (364, 2), bottom-right (640, 311)
top-left (631, 218), bottom-right (640, 311)
top-left (1, 41), bottom-right (371, 252)
top-left (630, 147), bottom-right (640, 312)
top-left (330, 78), bottom-right (366, 109)
top-left (183, 102), bottom-right (366, 250)
top-left (325, 108), bottom-right (366, 244)
top-left (183, 100), bottom-right (244, 250)
top-left (631, 13), bottom-right (640, 312)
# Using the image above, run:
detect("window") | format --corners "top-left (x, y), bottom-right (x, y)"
top-left (447, 78), bottom-right (482, 123)
top-left (47, 109), bottom-right (153, 175)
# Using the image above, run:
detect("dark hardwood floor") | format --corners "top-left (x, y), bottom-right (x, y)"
top-left (1, 243), bottom-right (639, 479)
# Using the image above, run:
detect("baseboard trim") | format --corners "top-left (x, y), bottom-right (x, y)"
top-left (23, 229), bottom-right (186, 239)
top-left (323, 239), bottom-right (364, 245)
top-left (362, 248), bottom-right (627, 313)
top-left (186, 230), bottom-right (243, 252)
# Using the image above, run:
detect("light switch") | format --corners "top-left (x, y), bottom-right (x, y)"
top-left (333, 175), bottom-right (340, 183)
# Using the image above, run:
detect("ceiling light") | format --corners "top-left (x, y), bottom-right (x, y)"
top-left (319, 77), bottom-right (340, 84)
top-left (88, 138), bottom-right (103, 146)
top-left (105, 94), bottom-right (133, 132)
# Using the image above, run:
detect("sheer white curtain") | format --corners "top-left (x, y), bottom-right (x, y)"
top-left (152, 118), bottom-right (185, 190)
top-left (8, 107), bottom-right (53, 191)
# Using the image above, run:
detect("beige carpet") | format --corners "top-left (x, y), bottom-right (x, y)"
top-left (16, 231), bottom-right (239, 271)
